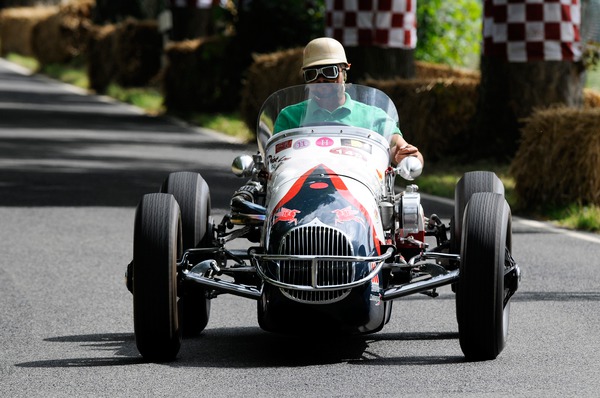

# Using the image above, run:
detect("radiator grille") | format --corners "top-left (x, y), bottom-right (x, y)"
top-left (278, 224), bottom-right (354, 303)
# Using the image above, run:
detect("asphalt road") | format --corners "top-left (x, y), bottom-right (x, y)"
top-left (1, 58), bottom-right (600, 397)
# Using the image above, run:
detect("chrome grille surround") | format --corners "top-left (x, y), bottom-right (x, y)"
top-left (277, 221), bottom-right (354, 304)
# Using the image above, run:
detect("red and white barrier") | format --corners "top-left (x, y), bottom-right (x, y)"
top-left (325, 0), bottom-right (417, 49)
top-left (483, 0), bottom-right (582, 62)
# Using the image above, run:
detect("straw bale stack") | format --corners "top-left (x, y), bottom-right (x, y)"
top-left (239, 47), bottom-right (304, 132)
top-left (60, 0), bottom-right (95, 16)
top-left (30, 0), bottom-right (94, 66)
top-left (87, 18), bottom-right (161, 93)
top-left (584, 88), bottom-right (600, 108)
top-left (87, 23), bottom-right (116, 93)
top-left (162, 36), bottom-right (231, 112)
top-left (0, 6), bottom-right (57, 57)
top-left (368, 77), bottom-right (479, 162)
top-left (510, 107), bottom-right (600, 208)
top-left (112, 19), bottom-right (161, 87)
top-left (415, 60), bottom-right (480, 81)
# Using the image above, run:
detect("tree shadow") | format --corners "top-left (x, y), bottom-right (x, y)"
top-left (0, 66), bottom-right (255, 207)
top-left (0, 117), bottom-right (253, 207)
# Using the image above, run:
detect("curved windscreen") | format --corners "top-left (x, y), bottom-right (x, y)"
top-left (257, 84), bottom-right (399, 155)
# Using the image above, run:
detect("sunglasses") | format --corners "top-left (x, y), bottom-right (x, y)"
top-left (303, 65), bottom-right (341, 83)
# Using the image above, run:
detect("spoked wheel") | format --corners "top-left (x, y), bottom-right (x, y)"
top-left (161, 171), bottom-right (212, 336)
top-left (133, 193), bottom-right (182, 362)
top-left (456, 192), bottom-right (512, 360)
top-left (452, 171), bottom-right (504, 254)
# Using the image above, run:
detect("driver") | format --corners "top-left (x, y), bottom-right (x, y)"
top-left (274, 37), bottom-right (424, 169)
top-left (230, 38), bottom-right (424, 215)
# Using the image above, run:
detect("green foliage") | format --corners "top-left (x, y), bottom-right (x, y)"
top-left (587, 67), bottom-right (600, 90)
top-left (416, 0), bottom-right (482, 68)
top-left (583, 41), bottom-right (600, 71)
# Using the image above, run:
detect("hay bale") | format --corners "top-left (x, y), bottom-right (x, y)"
top-left (86, 18), bottom-right (161, 93)
top-left (584, 88), bottom-right (600, 108)
top-left (163, 36), bottom-right (231, 112)
top-left (113, 18), bottom-right (162, 87)
top-left (415, 60), bottom-right (480, 81)
top-left (510, 107), bottom-right (600, 208)
top-left (239, 47), bottom-right (304, 132)
top-left (60, 0), bottom-right (95, 17)
top-left (367, 77), bottom-right (479, 162)
top-left (0, 6), bottom-right (56, 57)
top-left (30, 0), bottom-right (94, 66)
top-left (87, 23), bottom-right (117, 93)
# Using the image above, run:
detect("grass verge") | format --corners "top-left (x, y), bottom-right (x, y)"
top-left (547, 204), bottom-right (600, 232)
top-left (187, 112), bottom-right (254, 142)
top-left (41, 58), bottom-right (89, 88)
top-left (414, 161), bottom-right (515, 205)
top-left (6, 53), bottom-right (39, 71)
top-left (105, 84), bottom-right (164, 115)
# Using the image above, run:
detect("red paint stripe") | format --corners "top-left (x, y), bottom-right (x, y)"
top-left (273, 165), bottom-right (320, 212)
top-left (273, 164), bottom-right (383, 254)
top-left (321, 165), bottom-right (382, 255)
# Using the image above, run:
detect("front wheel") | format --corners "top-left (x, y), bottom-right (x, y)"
top-left (161, 171), bottom-right (212, 336)
top-left (452, 171), bottom-right (504, 254)
top-left (133, 193), bottom-right (182, 361)
top-left (456, 192), bottom-right (512, 360)
top-left (160, 171), bottom-right (212, 249)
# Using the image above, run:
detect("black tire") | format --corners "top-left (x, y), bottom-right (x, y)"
top-left (452, 171), bottom-right (504, 254)
top-left (160, 171), bottom-right (212, 249)
top-left (160, 171), bottom-right (212, 336)
top-left (456, 192), bottom-right (512, 360)
top-left (133, 193), bottom-right (182, 362)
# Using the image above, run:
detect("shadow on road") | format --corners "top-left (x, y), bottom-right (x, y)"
top-left (0, 63), bottom-right (254, 208)
top-left (14, 333), bottom-right (144, 367)
top-left (14, 328), bottom-right (464, 369)
top-left (0, 110), bottom-right (252, 207)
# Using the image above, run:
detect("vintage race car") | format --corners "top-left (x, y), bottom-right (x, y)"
top-left (125, 83), bottom-right (521, 362)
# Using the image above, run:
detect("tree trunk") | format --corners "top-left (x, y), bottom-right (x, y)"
top-left (92, 0), bottom-right (143, 24)
top-left (170, 8), bottom-right (214, 41)
top-left (345, 47), bottom-right (415, 82)
top-left (474, 57), bottom-right (586, 161)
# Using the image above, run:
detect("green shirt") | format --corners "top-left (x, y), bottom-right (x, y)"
top-left (273, 93), bottom-right (402, 137)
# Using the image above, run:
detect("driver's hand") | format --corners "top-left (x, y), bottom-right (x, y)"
top-left (391, 143), bottom-right (419, 165)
